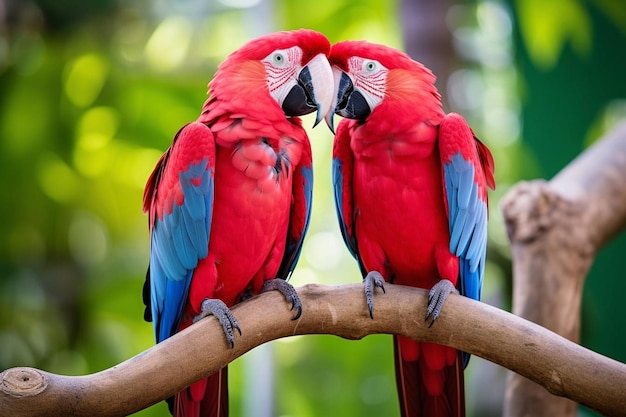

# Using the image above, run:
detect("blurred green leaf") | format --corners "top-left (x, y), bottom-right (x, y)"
top-left (515, 0), bottom-right (591, 69)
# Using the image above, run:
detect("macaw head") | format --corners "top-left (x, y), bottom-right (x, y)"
top-left (206, 29), bottom-right (334, 127)
top-left (325, 40), bottom-right (443, 133)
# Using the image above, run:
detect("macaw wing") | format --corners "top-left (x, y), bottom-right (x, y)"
top-left (439, 113), bottom-right (495, 303)
top-left (276, 140), bottom-right (313, 280)
top-left (332, 120), bottom-right (366, 276)
top-left (143, 121), bottom-right (216, 343)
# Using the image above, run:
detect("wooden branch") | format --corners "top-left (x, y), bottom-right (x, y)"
top-left (2, 284), bottom-right (625, 417)
top-left (501, 121), bottom-right (626, 417)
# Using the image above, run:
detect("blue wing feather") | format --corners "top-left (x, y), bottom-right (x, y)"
top-left (150, 161), bottom-right (213, 342)
top-left (156, 271), bottom-right (193, 343)
top-left (444, 154), bottom-right (487, 369)
top-left (445, 174), bottom-right (458, 229)
top-left (150, 162), bottom-right (213, 342)
top-left (150, 255), bottom-right (166, 321)
top-left (153, 226), bottom-right (185, 281)
top-left (181, 167), bottom-right (211, 259)
top-left (146, 123), bottom-right (215, 344)
top-left (457, 164), bottom-right (474, 209)
top-left (443, 153), bottom-right (487, 301)
top-left (467, 205), bottom-right (486, 264)
top-left (449, 205), bottom-right (467, 255)
top-left (456, 185), bottom-right (479, 256)
top-left (440, 113), bottom-right (494, 368)
top-left (173, 214), bottom-right (195, 270)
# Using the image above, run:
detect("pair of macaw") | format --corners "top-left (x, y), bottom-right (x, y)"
top-left (142, 29), bottom-right (495, 417)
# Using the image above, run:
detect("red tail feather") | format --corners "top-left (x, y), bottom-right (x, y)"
top-left (394, 337), bottom-right (465, 417)
top-left (174, 367), bottom-right (229, 417)
top-left (475, 137), bottom-right (495, 190)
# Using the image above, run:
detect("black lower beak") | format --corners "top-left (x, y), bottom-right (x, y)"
top-left (282, 66), bottom-right (317, 117)
top-left (335, 72), bottom-right (371, 120)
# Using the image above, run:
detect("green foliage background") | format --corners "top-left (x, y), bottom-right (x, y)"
top-left (0, 1), bottom-right (623, 416)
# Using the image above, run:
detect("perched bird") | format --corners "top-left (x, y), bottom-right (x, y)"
top-left (326, 40), bottom-right (495, 416)
top-left (142, 29), bottom-right (333, 417)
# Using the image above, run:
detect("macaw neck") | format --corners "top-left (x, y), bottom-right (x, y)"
top-left (346, 94), bottom-right (444, 160)
top-left (363, 95), bottom-right (444, 138)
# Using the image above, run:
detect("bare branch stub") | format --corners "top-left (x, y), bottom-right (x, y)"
top-left (501, 121), bottom-right (626, 417)
top-left (1, 368), bottom-right (48, 398)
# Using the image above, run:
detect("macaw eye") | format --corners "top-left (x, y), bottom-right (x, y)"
top-left (364, 60), bottom-right (378, 72)
top-left (272, 52), bottom-right (287, 65)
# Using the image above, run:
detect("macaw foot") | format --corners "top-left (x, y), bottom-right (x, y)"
top-left (425, 279), bottom-right (459, 328)
top-left (193, 298), bottom-right (242, 348)
top-left (364, 271), bottom-right (386, 319)
top-left (262, 279), bottom-right (302, 320)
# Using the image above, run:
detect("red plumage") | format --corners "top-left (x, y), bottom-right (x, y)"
top-left (143, 30), bottom-right (331, 416)
top-left (330, 40), bottom-right (495, 417)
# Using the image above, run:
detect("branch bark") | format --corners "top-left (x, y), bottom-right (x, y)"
top-left (501, 121), bottom-right (626, 417)
top-left (1, 283), bottom-right (625, 417)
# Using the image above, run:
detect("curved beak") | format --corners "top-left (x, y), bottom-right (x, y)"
top-left (282, 53), bottom-right (333, 128)
top-left (324, 67), bottom-right (345, 134)
top-left (324, 68), bottom-right (372, 134)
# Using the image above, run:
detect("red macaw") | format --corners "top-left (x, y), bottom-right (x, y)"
top-left (326, 41), bottom-right (495, 416)
top-left (142, 29), bottom-right (333, 417)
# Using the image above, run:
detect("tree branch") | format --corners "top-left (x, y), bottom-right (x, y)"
top-left (501, 121), bottom-right (626, 417)
top-left (1, 283), bottom-right (625, 417)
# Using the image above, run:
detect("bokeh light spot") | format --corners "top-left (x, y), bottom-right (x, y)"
top-left (38, 153), bottom-right (79, 202)
top-left (77, 106), bottom-right (119, 143)
top-left (145, 16), bottom-right (192, 71)
top-left (64, 53), bottom-right (109, 107)
top-left (73, 107), bottom-right (119, 178)
top-left (68, 211), bottom-right (109, 267)
top-left (304, 232), bottom-right (344, 271)
top-left (129, 148), bottom-right (166, 189)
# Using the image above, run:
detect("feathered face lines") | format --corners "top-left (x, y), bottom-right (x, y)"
top-left (347, 56), bottom-right (387, 108)
top-left (262, 46), bottom-right (301, 107)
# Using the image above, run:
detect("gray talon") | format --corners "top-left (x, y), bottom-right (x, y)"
top-left (425, 279), bottom-right (458, 327)
top-left (193, 298), bottom-right (241, 348)
top-left (262, 279), bottom-right (303, 320)
top-left (364, 271), bottom-right (386, 319)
